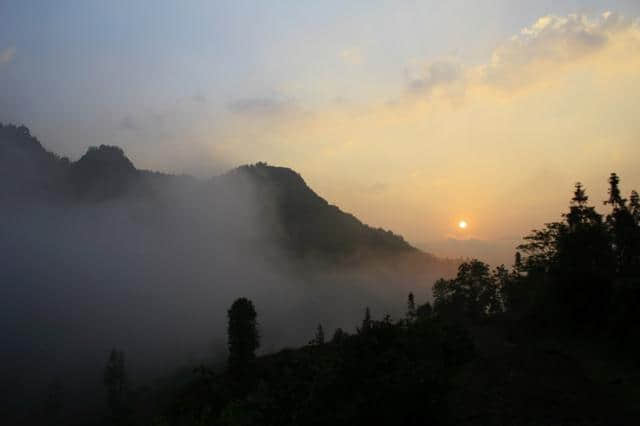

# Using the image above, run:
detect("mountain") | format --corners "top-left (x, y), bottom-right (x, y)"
top-left (0, 124), bottom-right (69, 199)
top-left (0, 123), bottom-right (448, 267)
top-left (70, 145), bottom-right (140, 200)
top-left (225, 163), bottom-right (416, 262)
top-left (1, 124), bottom-right (458, 424)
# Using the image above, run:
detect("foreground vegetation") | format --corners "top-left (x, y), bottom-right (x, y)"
top-left (93, 173), bottom-right (638, 426)
top-left (38, 173), bottom-right (640, 425)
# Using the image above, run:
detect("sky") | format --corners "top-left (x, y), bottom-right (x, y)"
top-left (2, 0), bottom-right (640, 264)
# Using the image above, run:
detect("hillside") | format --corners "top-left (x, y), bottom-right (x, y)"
top-left (0, 122), bottom-right (447, 268)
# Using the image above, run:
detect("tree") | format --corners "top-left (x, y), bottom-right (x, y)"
top-left (332, 327), bottom-right (347, 343)
top-left (433, 260), bottom-right (500, 322)
top-left (227, 298), bottom-right (260, 371)
top-left (629, 190), bottom-right (640, 272)
top-left (605, 172), bottom-right (625, 209)
top-left (104, 348), bottom-right (129, 425)
top-left (603, 174), bottom-right (639, 274)
top-left (518, 181), bottom-right (615, 329)
top-left (406, 292), bottom-right (417, 323)
top-left (514, 251), bottom-right (522, 271)
top-left (566, 182), bottom-right (601, 229)
top-left (312, 324), bottom-right (325, 345)
top-left (361, 307), bottom-right (372, 333)
top-left (630, 190), bottom-right (640, 222)
top-left (518, 222), bottom-right (565, 272)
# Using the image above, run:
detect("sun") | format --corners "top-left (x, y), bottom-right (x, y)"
top-left (458, 220), bottom-right (468, 229)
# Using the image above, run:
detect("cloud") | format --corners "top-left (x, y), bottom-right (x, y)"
top-left (402, 12), bottom-right (639, 95)
top-left (481, 11), bottom-right (637, 90)
top-left (0, 46), bottom-right (16, 65)
top-left (406, 59), bottom-right (462, 92)
top-left (227, 96), bottom-right (296, 116)
top-left (206, 11), bottom-right (640, 246)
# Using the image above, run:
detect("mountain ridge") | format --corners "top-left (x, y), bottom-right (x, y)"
top-left (0, 123), bottom-right (443, 265)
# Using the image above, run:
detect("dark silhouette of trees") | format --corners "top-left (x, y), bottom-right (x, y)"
top-left (630, 190), bottom-right (640, 222)
top-left (118, 172), bottom-right (640, 426)
top-left (415, 301), bottom-right (433, 320)
top-left (227, 297), bottom-right (260, 372)
top-left (498, 258), bottom-right (531, 317)
top-left (104, 348), bottom-right (129, 425)
top-left (514, 251), bottom-right (522, 269)
top-left (406, 292), bottom-right (417, 323)
top-left (314, 324), bottom-right (325, 345)
top-left (515, 182), bottom-right (615, 329)
top-left (605, 172), bottom-right (625, 207)
top-left (309, 323), bottom-right (325, 345)
top-left (604, 173), bottom-right (640, 274)
top-left (360, 306), bottom-right (372, 333)
top-left (433, 259), bottom-right (501, 322)
top-left (331, 327), bottom-right (347, 343)
top-left (557, 181), bottom-right (615, 325)
top-left (511, 175), bottom-right (640, 338)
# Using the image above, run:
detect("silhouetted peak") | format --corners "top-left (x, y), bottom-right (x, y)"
top-left (0, 123), bottom-right (48, 156)
top-left (1, 122), bottom-right (34, 139)
top-left (228, 162), bottom-right (329, 215)
top-left (0, 124), bottom-right (70, 198)
top-left (234, 162), bottom-right (309, 190)
top-left (71, 145), bottom-right (139, 200)
top-left (225, 162), bottom-right (416, 260)
top-left (76, 145), bottom-right (135, 172)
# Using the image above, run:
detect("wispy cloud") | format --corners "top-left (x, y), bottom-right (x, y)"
top-left (208, 11), bottom-right (640, 244)
top-left (0, 46), bottom-right (16, 65)
top-left (406, 59), bottom-right (462, 92)
top-left (404, 12), bottom-right (639, 95)
top-left (481, 11), bottom-right (635, 90)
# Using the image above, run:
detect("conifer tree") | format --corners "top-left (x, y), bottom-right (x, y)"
top-left (332, 327), bottom-right (347, 343)
top-left (361, 307), bottom-right (372, 333)
top-left (604, 174), bottom-right (637, 272)
top-left (227, 298), bottom-right (260, 371)
top-left (406, 292), bottom-right (417, 322)
top-left (314, 324), bottom-right (325, 345)
top-left (514, 251), bottom-right (522, 271)
top-left (630, 190), bottom-right (640, 222)
top-left (605, 172), bottom-right (626, 209)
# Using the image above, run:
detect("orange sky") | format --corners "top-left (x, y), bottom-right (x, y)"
top-left (204, 12), bottom-right (640, 262)
top-left (3, 7), bottom-right (640, 265)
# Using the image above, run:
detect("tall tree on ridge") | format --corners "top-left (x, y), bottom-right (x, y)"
top-left (604, 173), bottom-right (637, 273)
top-left (227, 297), bottom-right (260, 373)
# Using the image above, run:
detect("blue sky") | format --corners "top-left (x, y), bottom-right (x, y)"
top-left (4, 1), bottom-right (640, 152)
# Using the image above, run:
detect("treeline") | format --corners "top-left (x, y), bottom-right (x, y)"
top-left (434, 173), bottom-right (639, 337)
top-left (506, 174), bottom-right (639, 343)
top-left (155, 300), bottom-right (473, 426)
top-left (92, 173), bottom-right (640, 425)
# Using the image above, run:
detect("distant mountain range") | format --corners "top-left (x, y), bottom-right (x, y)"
top-left (0, 123), bottom-right (454, 270)
top-left (0, 123), bottom-right (459, 416)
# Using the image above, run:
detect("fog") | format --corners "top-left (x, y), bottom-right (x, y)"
top-left (0, 140), bottom-right (455, 420)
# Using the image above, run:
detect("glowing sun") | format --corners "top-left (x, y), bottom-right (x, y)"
top-left (458, 220), bottom-right (468, 229)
